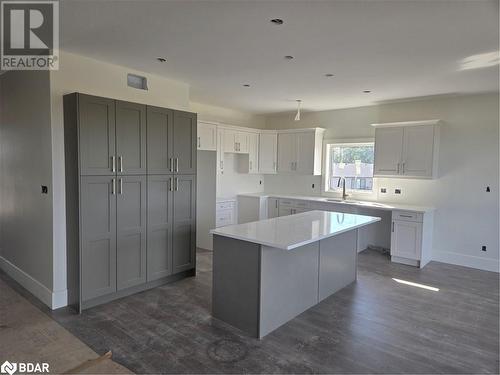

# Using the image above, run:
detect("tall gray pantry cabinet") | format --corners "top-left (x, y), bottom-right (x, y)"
top-left (64, 93), bottom-right (196, 312)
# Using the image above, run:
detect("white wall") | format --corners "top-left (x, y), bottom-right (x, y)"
top-left (191, 101), bottom-right (265, 129)
top-left (49, 51), bottom-right (191, 307)
top-left (265, 93), bottom-right (499, 272)
top-left (0, 71), bottom-right (57, 307)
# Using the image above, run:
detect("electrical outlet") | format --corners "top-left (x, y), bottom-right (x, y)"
top-left (312, 183), bottom-right (315, 189)
top-left (395, 188), bottom-right (401, 194)
top-left (486, 186), bottom-right (490, 192)
top-left (380, 188), bottom-right (387, 193)
top-left (41, 185), bottom-right (48, 194)
top-left (482, 245), bottom-right (487, 252)
top-left (259, 180), bottom-right (262, 185)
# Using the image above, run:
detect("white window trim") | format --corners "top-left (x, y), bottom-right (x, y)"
top-left (321, 138), bottom-right (377, 199)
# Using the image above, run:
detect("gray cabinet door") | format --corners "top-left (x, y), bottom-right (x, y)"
top-left (78, 95), bottom-right (116, 176)
top-left (147, 175), bottom-right (173, 281)
top-left (172, 175), bottom-right (196, 273)
top-left (116, 175), bottom-right (147, 290)
top-left (116, 101), bottom-right (147, 175)
top-left (147, 106), bottom-right (173, 174)
top-left (80, 176), bottom-right (117, 300)
top-left (173, 111), bottom-right (197, 174)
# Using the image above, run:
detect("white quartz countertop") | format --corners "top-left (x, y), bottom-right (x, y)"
top-left (210, 210), bottom-right (381, 250)
top-left (237, 193), bottom-right (434, 212)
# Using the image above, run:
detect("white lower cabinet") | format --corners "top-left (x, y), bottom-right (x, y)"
top-left (278, 199), bottom-right (312, 216)
top-left (216, 200), bottom-right (236, 228)
top-left (390, 210), bottom-right (432, 268)
top-left (268, 198), bottom-right (279, 218)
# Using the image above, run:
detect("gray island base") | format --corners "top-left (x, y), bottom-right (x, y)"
top-left (211, 210), bottom-right (381, 338)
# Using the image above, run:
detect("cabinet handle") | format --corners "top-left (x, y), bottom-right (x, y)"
top-left (111, 156), bottom-right (116, 173)
top-left (402, 162), bottom-right (405, 174)
top-left (111, 178), bottom-right (116, 195)
top-left (119, 156), bottom-right (123, 172)
top-left (198, 137), bottom-right (201, 148)
top-left (220, 160), bottom-right (224, 169)
top-left (397, 163), bottom-right (400, 174)
top-left (169, 177), bottom-right (173, 192)
top-left (119, 178), bottom-right (123, 194)
top-left (175, 158), bottom-right (179, 172)
top-left (275, 200), bottom-right (278, 209)
top-left (399, 214), bottom-right (413, 218)
top-left (392, 221), bottom-right (395, 232)
top-left (175, 177), bottom-right (179, 191)
top-left (249, 161), bottom-right (252, 170)
top-left (273, 162), bottom-right (277, 171)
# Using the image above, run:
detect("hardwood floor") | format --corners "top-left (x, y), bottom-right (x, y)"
top-left (2, 249), bottom-right (499, 374)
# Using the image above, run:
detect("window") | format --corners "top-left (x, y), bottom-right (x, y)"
top-left (325, 142), bottom-right (374, 192)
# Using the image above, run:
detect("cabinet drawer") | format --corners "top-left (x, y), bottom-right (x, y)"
top-left (216, 201), bottom-right (235, 210)
top-left (392, 210), bottom-right (423, 222)
top-left (216, 209), bottom-right (235, 227)
top-left (278, 199), bottom-right (294, 207)
top-left (294, 200), bottom-right (310, 208)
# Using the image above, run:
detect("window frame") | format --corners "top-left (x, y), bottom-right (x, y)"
top-left (322, 138), bottom-right (376, 197)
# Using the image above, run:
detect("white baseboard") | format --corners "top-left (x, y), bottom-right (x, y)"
top-left (432, 251), bottom-right (499, 273)
top-left (0, 256), bottom-right (68, 309)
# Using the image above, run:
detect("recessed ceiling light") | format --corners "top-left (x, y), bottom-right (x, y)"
top-left (243, 84), bottom-right (250, 87)
top-left (325, 73), bottom-right (334, 77)
top-left (270, 18), bottom-right (284, 25)
top-left (284, 55), bottom-right (294, 60)
top-left (363, 90), bottom-right (371, 93)
top-left (156, 57), bottom-right (167, 63)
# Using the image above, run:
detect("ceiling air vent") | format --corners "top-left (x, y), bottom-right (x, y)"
top-left (127, 73), bottom-right (148, 90)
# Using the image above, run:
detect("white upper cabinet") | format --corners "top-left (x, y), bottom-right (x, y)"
top-left (223, 128), bottom-right (249, 153)
top-left (402, 125), bottom-right (436, 177)
top-left (197, 121), bottom-right (217, 151)
top-left (372, 120), bottom-right (440, 179)
top-left (277, 129), bottom-right (324, 175)
top-left (259, 132), bottom-right (277, 174)
top-left (373, 127), bottom-right (404, 175)
top-left (277, 132), bottom-right (296, 173)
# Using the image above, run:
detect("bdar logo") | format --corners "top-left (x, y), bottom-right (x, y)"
top-left (1, 361), bottom-right (17, 375)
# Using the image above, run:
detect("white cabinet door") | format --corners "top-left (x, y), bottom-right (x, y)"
top-left (223, 129), bottom-right (237, 152)
top-left (267, 198), bottom-right (279, 218)
top-left (402, 125), bottom-right (435, 178)
top-left (390, 220), bottom-right (422, 260)
top-left (259, 132), bottom-right (277, 174)
top-left (217, 128), bottom-right (225, 175)
top-left (277, 133), bottom-right (296, 173)
top-left (374, 127), bottom-right (404, 176)
top-left (296, 131), bottom-right (315, 174)
top-left (197, 122), bottom-right (217, 151)
top-left (278, 206), bottom-right (294, 216)
top-left (235, 132), bottom-right (249, 153)
top-left (247, 133), bottom-right (259, 173)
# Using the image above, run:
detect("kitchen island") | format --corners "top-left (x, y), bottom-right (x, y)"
top-left (210, 210), bottom-right (381, 338)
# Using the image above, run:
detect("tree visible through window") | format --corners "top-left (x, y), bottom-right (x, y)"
top-left (326, 143), bottom-right (374, 192)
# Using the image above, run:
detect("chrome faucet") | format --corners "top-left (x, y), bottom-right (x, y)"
top-left (337, 177), bottom-right (349, 200)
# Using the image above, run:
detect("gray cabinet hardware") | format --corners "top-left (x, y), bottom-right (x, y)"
top-left (175, 157), bottom-right (179, 172)
top-left (175, 177), bottom-right (179, 191)
top-left (402, 162), bottom-right (405, 174)
top-left (397, 163), bottom-right (400, 174)
top-left (198, 137), bottom-right (201, 148)
top-left (119, 156), bottom-right (123, 172)
top-left (170, 157), bottom-right (174, 172)
top-left (119, 178), bottom-right (123, 194)
top-left (112, 178), bottom-right (116, 195)
top-left (392, 221), bottom-right (395, 232)
top-left (111, 156), bottom-right (116, 173)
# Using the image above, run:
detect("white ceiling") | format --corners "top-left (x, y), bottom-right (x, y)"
top-left (60, 0), bottom-right (499, 114)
